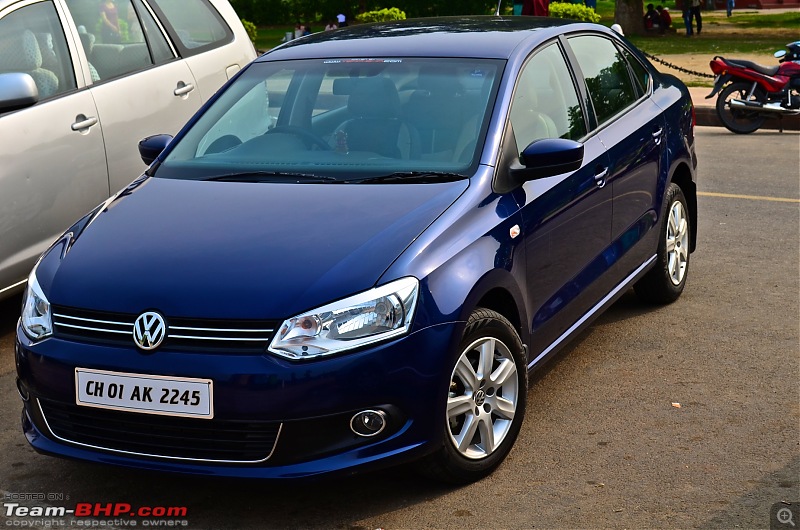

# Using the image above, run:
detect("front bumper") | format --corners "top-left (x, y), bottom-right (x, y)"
top-left (16, 321), bottom-right (461, 479)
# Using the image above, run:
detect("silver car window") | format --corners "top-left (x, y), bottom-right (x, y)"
top-left (66, 0), bottom-right (172, 82)
top-left (0, 1), bottom-right (76, 100)
top-left (148, 0), bottom-right (229, 51)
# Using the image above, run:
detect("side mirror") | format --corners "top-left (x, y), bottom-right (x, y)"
top-left (138, 134), bottom-right (173, 165)
top-left (774, 49), bottom-right (787, 60)
top-left (0, 72), bottom-right (39, 113)
top-left (510, 138), bottom-right (584, 182)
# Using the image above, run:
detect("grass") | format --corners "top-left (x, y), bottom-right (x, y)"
top-left (251, 3), bottom-right (798, 54)
top-left (254, 26), bottom-right (295, 52)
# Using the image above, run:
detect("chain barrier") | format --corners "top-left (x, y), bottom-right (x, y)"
top-left (641, 50), bottom-right (716, 78)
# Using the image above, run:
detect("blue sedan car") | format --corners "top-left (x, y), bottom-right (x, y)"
top-left (16, 17), bottom-right (697, 483)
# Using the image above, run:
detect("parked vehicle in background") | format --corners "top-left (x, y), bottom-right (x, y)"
top-left (0, 0), bottom-right (257, 300)
top-left (707, 41), bottom-right (800, 134)
top-left (16, 17), bottom-right (698, 483)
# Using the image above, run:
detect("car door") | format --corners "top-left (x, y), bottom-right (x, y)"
top-left (0, 0), bottom-right (108, 296)
top-left (145, 0), bottom-right (256, 102)
top-left (510, 40), bottom-right (614, 361)
top-left (566, 34), bottom-right (665, 272)
top-left (64, 0), bottom-right (201, 192)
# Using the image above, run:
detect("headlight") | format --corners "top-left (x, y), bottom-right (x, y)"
top-left (268, 277), bottom-right (419, 360)
top-left (21, 264), bottom-right (52, 340)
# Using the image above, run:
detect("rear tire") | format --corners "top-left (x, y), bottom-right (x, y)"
top-left (418, 308), bottom-right (527, 484)
top-left (716, 81), bottom-right (766, 134)
top-left (635, 182), bottom-right (691, 304)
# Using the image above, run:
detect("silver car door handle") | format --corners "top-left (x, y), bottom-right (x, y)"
top-left (594, 167), bottom-right (608, 188)
top-left (71, 115), bottom-right (98, 131)
top-left (174, 82), bottom-right (195, 96)
top-left (652, 128), bottom-right (663, 145)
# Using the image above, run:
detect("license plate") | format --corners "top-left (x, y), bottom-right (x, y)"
top-left (75, 368), bottom-right (213, 419)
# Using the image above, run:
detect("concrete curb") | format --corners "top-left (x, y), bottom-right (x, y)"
top-left (689, 87), bottom-right (800, 131)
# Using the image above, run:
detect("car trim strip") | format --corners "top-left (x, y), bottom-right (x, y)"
top-left (55, 322), bottom-right (131, 335)
top-left (170, 325), bottom-right (274, 333)
top-left (527, 254), bottom-right (657, 370)
top-left (0, 279), bottom-right (27, 295)
top-left (36, 399), bottom-right (283, 464)
top-left (169, 334), bottom-right (272, 341)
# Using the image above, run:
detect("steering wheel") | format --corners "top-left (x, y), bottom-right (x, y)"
top-left (265, 126), bottom-right (331, 150)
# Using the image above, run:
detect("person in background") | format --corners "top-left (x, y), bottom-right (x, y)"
top-left (643, 3), bottom-right (660, 31)
top-left (521, 0), bottom-right (549, 16)
top-left (681, 1), bottom-right (693, 36)
top-left (584, 0), bottom-right (597, 10)
top-left (657, 5), bottom-right (672, 33)
top-left (337, 14), bottom-right (348, 27)
top-left (726, 0), bottom-right (734, 17)
top-left (303, 22), bottom-right (312, 36)
top-left (324, 19), bottom-right (338, 31)
top-left (99, 0), bottom-right (121, 43)
top-left (294, 21), bottom-right (304, 39)
top-left (690, 0), bottom-right (702, 34)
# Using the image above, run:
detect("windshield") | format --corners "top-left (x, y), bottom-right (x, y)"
top-left (157, 57), bottom-right (503, 182)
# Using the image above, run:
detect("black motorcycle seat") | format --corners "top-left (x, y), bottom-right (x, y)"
top-left (723, 58), bottom-right (779, 77)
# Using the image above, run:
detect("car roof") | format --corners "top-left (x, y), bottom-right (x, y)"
top-left (259, 16), bottom-right (608, 62)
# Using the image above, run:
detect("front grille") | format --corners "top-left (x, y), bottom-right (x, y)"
top-left (38, 399), bottom-right (281, 463)
top-left (52, 306), bottom-right (277, 353)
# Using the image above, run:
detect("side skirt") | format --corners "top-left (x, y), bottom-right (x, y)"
top-left (526, 254), bottom-right (657, 371)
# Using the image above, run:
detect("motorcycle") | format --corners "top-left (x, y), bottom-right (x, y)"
top-left (706, 41), bottom-right (800, 134)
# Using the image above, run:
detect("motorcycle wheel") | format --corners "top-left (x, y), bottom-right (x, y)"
top-left (716, 81), bottom-right (767, 134)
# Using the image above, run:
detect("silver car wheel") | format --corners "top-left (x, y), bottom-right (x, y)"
top-left (447, 336), bottom-right (519, 460)
top-left (666, 200), bottom-right (689, 286)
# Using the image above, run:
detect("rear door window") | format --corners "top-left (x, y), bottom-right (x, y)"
top-left (66, 0), bottom-right (175, 82)
top-left (147, 0), bottom-right (232, 56)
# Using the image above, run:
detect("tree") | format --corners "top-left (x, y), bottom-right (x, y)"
top-left (615, 0), bottom-right (645, 36)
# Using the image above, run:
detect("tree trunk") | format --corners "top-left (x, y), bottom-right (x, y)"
top-left (615, 0), bottom-right (645, 36)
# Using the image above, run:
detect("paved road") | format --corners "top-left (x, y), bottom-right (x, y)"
top-left (0, 127), bottom-right (798, 529)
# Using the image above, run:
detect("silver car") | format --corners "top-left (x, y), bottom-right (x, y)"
top-left (0, 0), bottom-right (256, 299)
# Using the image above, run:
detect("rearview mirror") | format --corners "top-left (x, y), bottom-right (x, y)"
top-left (0, 72), bottom-right (39, 113)
top-left (138, 134), bottom-right (173, 166)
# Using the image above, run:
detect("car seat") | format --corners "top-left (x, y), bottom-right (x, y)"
top-left (334, 77), bottom-right (420, 159)
top-left (0, 29), bottom-right (59, 99)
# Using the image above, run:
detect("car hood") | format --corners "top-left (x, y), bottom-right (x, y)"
top-left (48, 176), bottom-right (468, 319)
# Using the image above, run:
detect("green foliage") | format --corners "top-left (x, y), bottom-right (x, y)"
top-left (355, 7), bottom-right (407, 23)
top-left (549, 2), bottom-right (601, 22)
top-left (241, 19), bottom-right (258, 42)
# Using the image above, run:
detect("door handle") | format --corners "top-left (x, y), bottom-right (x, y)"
top-left (594, 167), bottom-right (608, 188)
top-left (174, 82), bottom-right (195, 97)
top-left (71, 115), bottom-right (98, 132)
top-left (652, 127), bottom-right (663, 145)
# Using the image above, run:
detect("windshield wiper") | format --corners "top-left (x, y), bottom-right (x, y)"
top-left (205, 171), bottom-right (340, 183)
top-left (352, 171), bottom-right (468, 184)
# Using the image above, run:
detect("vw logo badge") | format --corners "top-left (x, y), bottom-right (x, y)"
top-left (133, 311), bottom-right (166, 350)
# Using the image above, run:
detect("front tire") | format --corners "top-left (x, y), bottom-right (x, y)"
top-left (420, 308), bottom-right (527, 484)
top-left (716, 81), bottom-right (766, 134)
top-left (635, 182), bottom-right (691, 304)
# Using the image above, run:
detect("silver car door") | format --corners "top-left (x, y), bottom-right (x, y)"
top-left (0, 0), bottom-right (108, 297)
top-left (65, 0), bottom-right (201, 192)
top-left (146, 0), bottom-right (257, 102)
